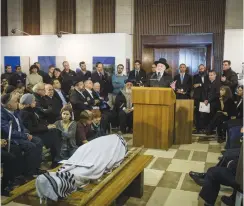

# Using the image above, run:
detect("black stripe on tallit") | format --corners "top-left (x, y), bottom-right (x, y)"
top-left (43, 173), bottom-right (61, 199)
top-left (56, 172), bottom-right (66, 198)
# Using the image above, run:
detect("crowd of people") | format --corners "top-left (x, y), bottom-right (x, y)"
top-left (0, 58), bottom-right (243, 205)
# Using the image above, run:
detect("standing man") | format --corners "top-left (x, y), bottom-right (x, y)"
top-left (174, 63), bottom-right (192, 99)
top-left (148, 60), bottom-right (173, 87)
top-left (203, 71), bottom-right (221, 128)
top-left (1, 65), bottom-right (13, 83)
top-left (34, 62), bottom-right (49, 82)
top-left (193, 64), bottom-right (210, 133)
top-left (112, 64), bottom-right (127, 105)
top-left (9, 65), bottom-right (27, 87)
top-left (77, 61), bottom-right (91, 81)
top-left (221, 60), bottom-right (238, 94)
top-left (128, 60), bottom-right (147, 86)
top-left (61, 61), bottom-right (76, 95)
top-left (91, 62), bottom-right (113, 101)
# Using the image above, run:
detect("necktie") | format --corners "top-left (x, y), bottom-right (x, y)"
top-left (136, 71), bottom-right (139, 78)
top-left (181, 74), bottom-right (184, 84)
top-left (157, 72), bottom-right (161, 81)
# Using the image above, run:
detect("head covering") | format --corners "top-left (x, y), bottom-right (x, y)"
top-left (154, 60), bottom-right (169, 69)
top-left (5, 85), bottom-right (16, 94)
top-left (1, 94), bottom-right (11, 105)
top-left (124, 79), bottom-right (134, 84)
top-left (20, 93), bottom-right (35, 105)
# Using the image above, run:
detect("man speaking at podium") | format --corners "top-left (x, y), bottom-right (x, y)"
top-left (148, 60), bottom-right (174, 88)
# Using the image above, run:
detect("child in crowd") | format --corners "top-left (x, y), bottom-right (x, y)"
top-left (76, 110), bottom-right (93, 146)
top-left (54, 105), bottom-right (77, 159)
top-left (90, 109), bottom-right (106, 139)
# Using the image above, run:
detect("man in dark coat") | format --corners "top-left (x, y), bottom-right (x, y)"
top-left (174, 63), bottom-right (192, 99)
top-left (52, 79), bottom-right (69, 107)
top-left (148, 60), bottom-right (173, 87)
top-left (44, 84), bottom-right (63, 123)
top-left (1, 65), bottom-right (13, 83)
top-left (91, 62), bottom-right (113, 98)
top-left (128, 60), bottom-right (147, 86)
top-left (114, 79), bottom-right (134, 133)
top-left (69, 80), bottom-right (91, 121)
top-left (193, 64), bottom-right (210, 132)
top-left (19, 93), bottom-right (62, 167)
top-left (221, 60), bottom-right (238, 94)
top-left (83, 80), bottom-right (101, 108)
top-left (60, 61), bottom-right (77, 95)
top-left (9, 65), bottom-right (27, 87)
top-left (203, 71), bottom-right (221, 122)
top-left (76, 61), bottom-right (92, 81)
top-left (146, 63), bottom-right (157, 81)
top-left (1, 94), bottom-right (43, 177)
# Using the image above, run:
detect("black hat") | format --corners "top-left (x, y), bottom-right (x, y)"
top-left (5, 85), bottom-right (16, 94)
top-left (124, 79), bottom-right (134, 84)
top-left (73, 79), bottom-right (83, 86)
top-left (154, 60), bottom-right (169, 69)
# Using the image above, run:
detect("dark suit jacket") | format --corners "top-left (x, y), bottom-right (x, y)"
top-left (9, 72), bottom-right (27, 87)
top-left (44, 95), bottom-right (63, 123)
top-left (114, 91), bottom-right (127, 113)
top-left (203, 79), bottom-right (221, 109)
top-left (53, 90), bottom-right (69, 106)
top-left (69, 89), bottom-right (91, 121)
top-left (128, 69), bottom-right (147, 86)
top-left (174, 73), bottom-right (192, 99)
top-left (222, 68), bottom-right (238, 94)
top-left (1, 106), bottom-right (28, 140)
top-left (148, 72), bottom-right (173, 88)
top-left (193, 73), bottom-right (210, 101)
top-left (76, 71), bottom-right (92, 81)
top-left (82, 89), bottom-right (100, 107)
top-left (61, 70), bottom-right (76, 95)
top-left (19, 107), bottom-right (49, 134)
top-left (91, 71), bottom-right (113, 97)
top-left (236, 98), bottom-right (243, 119)
top-left (1, 73), bottom-right (13, 82)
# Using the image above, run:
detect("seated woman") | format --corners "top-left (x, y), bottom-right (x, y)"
top-left (89, 109), bottom-right (106, 140)
top-left (206, 86), bottom-right (237, 143)
top-left (54, 105), bottom-right (77, 160)
top-left (19, 93), bottom-right (62, 168)
top-left (26, 65), bottom-right (43, 92)
top-left (76, 110), bottom-right (93, 146)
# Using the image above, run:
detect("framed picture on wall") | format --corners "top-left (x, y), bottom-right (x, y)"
top-left (4, 56), bottom-right (30, 74)
top-left (92, 57), bottom-right (115, 76)
top-left (37, 56), bottom-right (66, 72)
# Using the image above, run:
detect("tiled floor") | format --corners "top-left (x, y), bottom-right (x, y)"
top-left (124, 134), bottom-right (229, 206)
top-left (2, 135), bottom-right (230, 206)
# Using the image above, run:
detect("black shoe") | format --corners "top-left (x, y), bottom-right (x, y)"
top-left (206, 131), bottom-right (215, 136)
top-left (50, 162), bottom-right (60, 169)
top-left (189, 171), bottom-right (206, 179)
top-left (217, 138), bottom-right (225, 144)
top-left (221, 195), bottom-right (235, 206)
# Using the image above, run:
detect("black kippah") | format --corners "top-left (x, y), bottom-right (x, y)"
top-left (1, 94), bottom-right (11, 105)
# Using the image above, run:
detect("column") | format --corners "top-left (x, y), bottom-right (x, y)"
top-left (76, 0), bottom-right (93, 34)
top-left (7, 0), bottom-right (23, 36)
top-left (115, 0), bottom-right (134, 34)
top-left (40, 0), bottom-right (56, 35)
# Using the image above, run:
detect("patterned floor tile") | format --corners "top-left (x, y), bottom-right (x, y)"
top-left (180, 173), bottom-right (201, 193)
top-left (146, 187), bottom-right (172, 206)
top-left (167, 159), bottom-right (205, 173)
top-left (179, 142), bottom-right (209, 152)
top-left (206, 152), bottom-right (220, 163)
top-left (191, 151), bottom-right (207, 162)
top-left (208, 144), bottom-right (222, 153)
top-left (144, 168), bottom-right (165, 186)
top-left (144, 149), bottom-right (177, 159)
top-left (150, 157), bottom-right (172, 171)
top-left (157, 171), bottom-right (182, 189)
top-left (174, 150), bottom-right (191, 160)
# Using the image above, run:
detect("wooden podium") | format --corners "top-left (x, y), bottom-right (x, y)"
top-left (132, 87), bottom-right (176, 150)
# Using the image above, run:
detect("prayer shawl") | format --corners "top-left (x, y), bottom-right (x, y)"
top-left (36, 134), bottom-right (127, 202)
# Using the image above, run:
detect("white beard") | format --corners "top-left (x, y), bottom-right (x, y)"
top-left (126, 88), bottom-right (132, 94)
